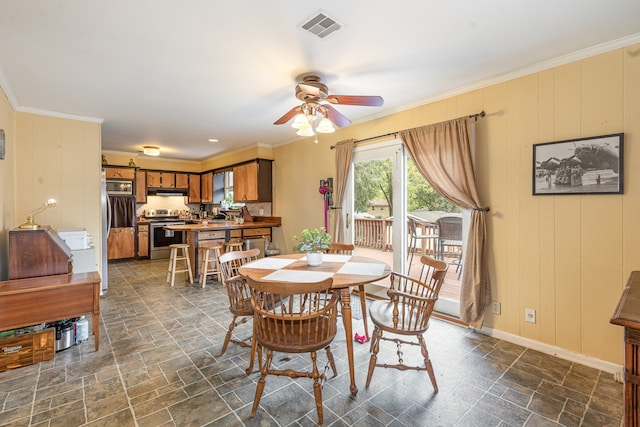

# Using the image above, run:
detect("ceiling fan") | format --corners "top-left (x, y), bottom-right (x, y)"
top-left (274, 74), bottom-right (384, 130)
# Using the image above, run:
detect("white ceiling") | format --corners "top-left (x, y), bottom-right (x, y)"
top-left (1, 1), bottom-right (640, 161)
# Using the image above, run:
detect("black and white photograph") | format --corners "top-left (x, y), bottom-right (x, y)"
top-left (533, 133), bottom-right (624, 195)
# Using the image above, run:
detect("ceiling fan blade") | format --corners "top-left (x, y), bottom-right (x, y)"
top-left (274, 106), bottom-right (300, 125)
top-left (326, 95), bottom-right (384, 107)
top-left (322, 104), bottom-right (352, 128)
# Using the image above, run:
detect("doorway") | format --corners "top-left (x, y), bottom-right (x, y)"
top-left (343, 139), bottom-right (463, 317)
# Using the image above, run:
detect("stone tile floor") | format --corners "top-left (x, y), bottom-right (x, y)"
top-left (0, 259), bottom-right (623, 426)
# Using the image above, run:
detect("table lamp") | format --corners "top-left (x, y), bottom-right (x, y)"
top-left (19, 198), bottom-right (57, 230)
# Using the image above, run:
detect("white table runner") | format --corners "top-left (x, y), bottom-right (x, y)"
top-left (244, 257), bottom-right (298, 269)
top-left (261, 270), bottom-right (334, 283)
top-left (337, 262), bottom-right (386, 276)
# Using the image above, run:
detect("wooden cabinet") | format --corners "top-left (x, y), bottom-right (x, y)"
top-left (175, 173), bottom-right (189, 189)
top-left (137, 224), bottom-right (149, 258)
top-left (107, 227), bottom-right (135, 260)
top-left (189, 174), bottom-right (201, 203)
top-left (611, 271), bottom-right (640, 426)
top-left (135, 170), bottom-right (147, 203)
top-left (201, 172), bottom-right (213, 203)
top-left (105, 167), bottom-right (135, 180)
top-left (8, 227), bottom-right (72, 279)
top-left (146, 171), bottom-right (175, 188)
top-left (233, 159), bottom-right (272, 202)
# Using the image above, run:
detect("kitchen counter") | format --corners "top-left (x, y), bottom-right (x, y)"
top-left (164, 218), bottom-right (281, 231)
top-left (164, 217), bottom-right (281, 280)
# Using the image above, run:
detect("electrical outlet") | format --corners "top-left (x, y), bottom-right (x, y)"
top-left (525, 308), bottom-right (536, 323)
top-left (491, 301), bottom-right (501, 315)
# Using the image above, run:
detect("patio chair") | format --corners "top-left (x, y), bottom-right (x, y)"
top-left (407, 215), bottom-right (439, 273)
top-left (218, 248), bottom-right (261, 374)
top-left (435, 213), bottom-right (463, 278)
top-left (365, 255), bottom-right (448, 392)
top-left (246, 275), bottom-right (339, 425)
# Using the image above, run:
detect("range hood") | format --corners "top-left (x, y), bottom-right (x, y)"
top-left (147, 188), bottom-right (188, 197)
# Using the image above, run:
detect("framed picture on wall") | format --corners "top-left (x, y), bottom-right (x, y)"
top-left (532, 133), bottom-right (623, 195)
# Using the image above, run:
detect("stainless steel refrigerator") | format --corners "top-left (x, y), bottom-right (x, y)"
top-left (100, 171), bottom-right (109, 293)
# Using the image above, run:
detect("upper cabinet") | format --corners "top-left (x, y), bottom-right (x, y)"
top-left (105, 167), bottom-right (135, 180)
top-left (188, 174), bottom-right (201, 203)
top-left (146, 171), bottom-right (175, 188)
top-left (201, 172), bottom-right (213, 203)
top-left (175, 173), bottom-right (189, 189)
top-left (135, 170), bottom-right (147, 203)
top-left (233, 159), bottom-right (272, 202)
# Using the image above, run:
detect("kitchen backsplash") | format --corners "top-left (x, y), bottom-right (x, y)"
top-left (136, 196), bottom-right (189, 216)
top-left (136, 196), bottom-right (272, 217)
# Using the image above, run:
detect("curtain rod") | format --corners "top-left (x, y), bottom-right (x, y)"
top-left (330, 110), bottom-right (485, 149)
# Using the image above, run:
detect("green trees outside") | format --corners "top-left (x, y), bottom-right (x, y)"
top-left (354, 157), bottom-right (459, 217)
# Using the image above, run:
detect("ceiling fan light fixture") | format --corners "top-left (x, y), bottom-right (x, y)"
top-left (296, 127), bottom-right (315, 137)
top-left (143, 146), bottom-right (160, 156)
top-left (316, 116), bottom-right (335, 133)
top-left (291, 113), bottom-right (311, 129)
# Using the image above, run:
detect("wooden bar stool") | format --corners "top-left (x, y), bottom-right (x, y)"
top-left (199, 242), bottom-right (225, 287)
top-left (224, 240), bottom-right (244, 252)
top-left (166, 243), bottom-right (193, 287)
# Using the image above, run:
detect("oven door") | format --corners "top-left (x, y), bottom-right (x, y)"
top-left (150, 221), bottom-right (185, 259)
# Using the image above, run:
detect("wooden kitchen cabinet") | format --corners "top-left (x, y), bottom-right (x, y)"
top-left (135, 170), bottom-right (147, 203)
top-left (201, 172), bottom-right (213, 203)
top-left (137, 224), bottom-right (149, 258)
top-left (175, 173), bottom-right (189, 189)
top-left (189, 174), bottom-right (201, 203)
top-left (146, 171), bottom-right (175, 188)
top-left (233, 159), bottom-right (272, 202)
top-left (105, 167), bottom-right (135, 180)
top-left (107, 227), bottom-right (135, 260)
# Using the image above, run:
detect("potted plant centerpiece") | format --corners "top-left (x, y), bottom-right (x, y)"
top-left (293, 227), bottom-right (331, 266)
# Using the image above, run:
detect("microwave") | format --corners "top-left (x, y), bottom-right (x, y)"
top-left (106, 180), bottom-right (133, 195)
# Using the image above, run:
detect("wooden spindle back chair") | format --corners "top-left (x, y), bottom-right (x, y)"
top-left (246, 275), bottom-right (339, 425)
top-left (365, 255), bottom-right (448, 393)
top-left (218, 248), bottom-right (260, 374)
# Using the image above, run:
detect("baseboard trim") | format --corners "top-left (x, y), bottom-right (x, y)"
top-left (475, 325), bottom-right (623, 377)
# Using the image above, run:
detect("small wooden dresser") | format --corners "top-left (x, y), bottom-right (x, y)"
top-left (611, 271), bottom-right (640, 426)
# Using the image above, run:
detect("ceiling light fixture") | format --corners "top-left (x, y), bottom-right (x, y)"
top-left (292, 103), bottom-right (336, 140)
top-left (143, 146), bottom-right (160, 156)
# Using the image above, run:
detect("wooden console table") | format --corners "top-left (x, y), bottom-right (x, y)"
top-left (611, 271), bottom-right (640, 426)
top-left (0, 272), bottom-right (101, 351)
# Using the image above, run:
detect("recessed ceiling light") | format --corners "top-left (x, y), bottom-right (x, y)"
top-left (208, 139), bottom-right (218, 143)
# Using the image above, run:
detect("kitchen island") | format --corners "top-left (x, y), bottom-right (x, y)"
top-left (164, 217), bottom-right (281, 280)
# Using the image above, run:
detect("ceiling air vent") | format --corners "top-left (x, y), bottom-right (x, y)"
top-left (300, 12), bottom-right (342, 39)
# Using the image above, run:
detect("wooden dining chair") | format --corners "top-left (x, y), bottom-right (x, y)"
top-left (218, 248), bottom-right (261, 374)
top-left (326, 242), bottom-right (372, 340)
top-left (365, 255), bottom-right (448, 393)
top-left (246, 275), bottom-right (339, 425)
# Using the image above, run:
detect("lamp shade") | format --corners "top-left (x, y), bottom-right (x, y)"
top-left (143, 146), bottom-right (160, 156)
top-left (296, 127), bottom-right (315, 137)
top-left (291, 113), bottom-right (311, 130)
top-left (316, 117), bottom-right (335, 133)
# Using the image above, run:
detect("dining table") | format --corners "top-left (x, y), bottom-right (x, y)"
top-left (238, 252), bottom-right (391, 395)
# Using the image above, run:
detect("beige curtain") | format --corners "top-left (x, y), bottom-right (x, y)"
top-left (331, 139), bottom-right (355, 243)
top-left (400, 117), bottom-right (489, 327)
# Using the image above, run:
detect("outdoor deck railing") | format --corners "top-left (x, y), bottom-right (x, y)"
top-left (354, 218), bottom-right (439, 254)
